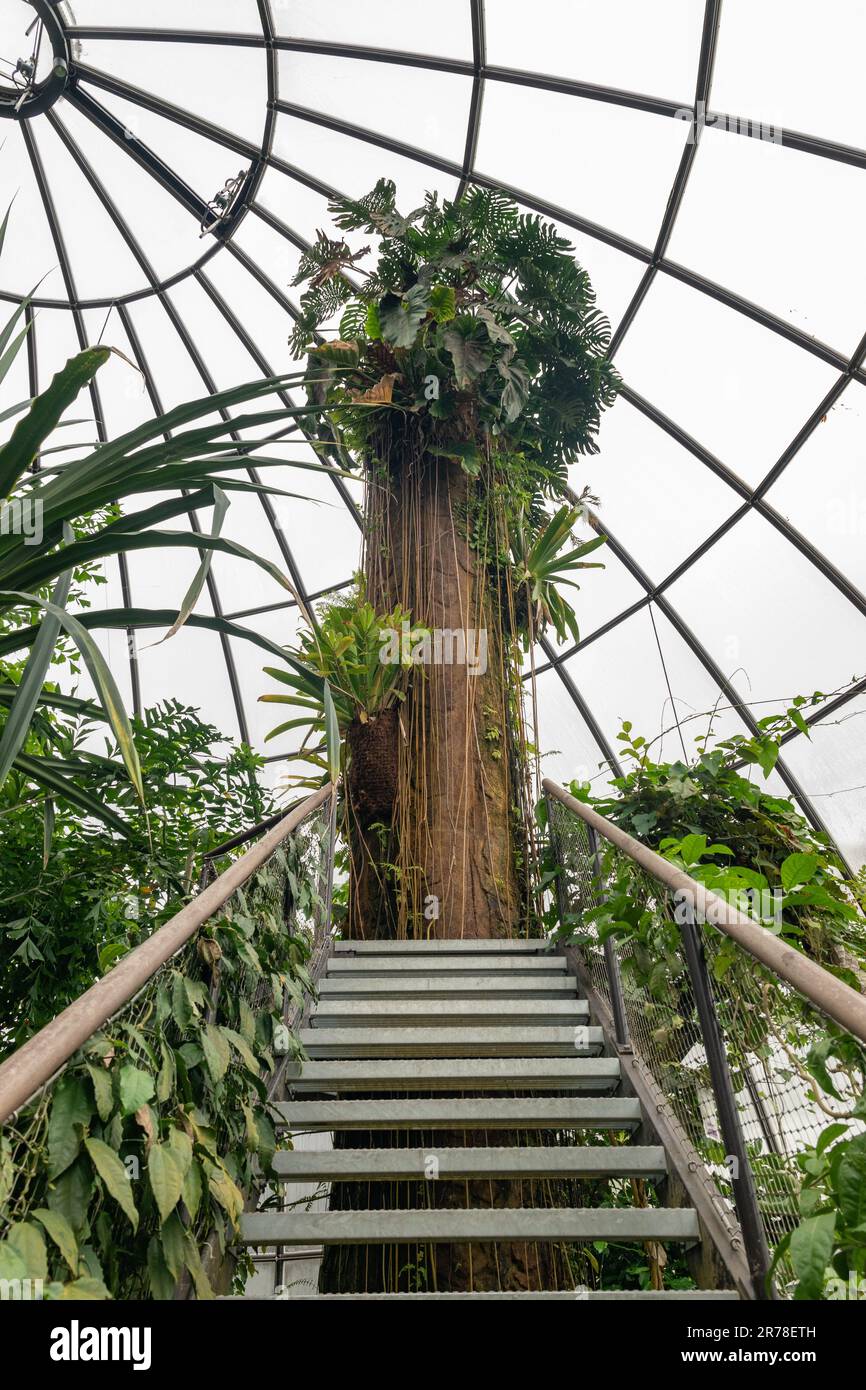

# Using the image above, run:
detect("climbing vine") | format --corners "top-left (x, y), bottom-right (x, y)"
top-left (0, 818), bottom-right (327, 1299)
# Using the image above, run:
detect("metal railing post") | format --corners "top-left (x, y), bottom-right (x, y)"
top-left (587, 824), bottom-right (632, 1052)
top-left (679, 897), bottom-right (775, 1300)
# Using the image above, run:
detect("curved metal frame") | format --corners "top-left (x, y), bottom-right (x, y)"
top-left (1, 1), bottom-right (864, 840)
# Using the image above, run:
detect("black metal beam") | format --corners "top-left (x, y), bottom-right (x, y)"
top-left (63, 80), bottom-right (212, 223)
top-left (20, 119), bottom-right (141, 714)
top-left (609, 0), bottom-right (722, 358)
top-left (60, 28), bottom-right (866, 172)
top-left (457, 0), bottom-right (485, 199)
top-left (116, 303), bottom-right (252, 744)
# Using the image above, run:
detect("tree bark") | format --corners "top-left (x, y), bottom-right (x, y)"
top-left (323, 435), bottom-right (565, 1295)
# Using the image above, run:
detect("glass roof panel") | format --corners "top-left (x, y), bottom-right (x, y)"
top-left (766, 382), bottom-right (866, 594)
top-left (276, 52), bottom-right (473, 164)
top-left (711, 0), bottom-right (866, 151)
top-left (667, 124), bottom-right (866, 356)
top-left (476, 83), bottom-right (688, 248)
top-left (667, 509), bottom-right (866, 707)
top-left (780, 693), bottom-right (866, 870)
top-left (484, 0), bottom-right (705, 98)
top-left (272, 0), bottom-right (474, 62)
top-left (62, 2), bottom-right (263, 29)
top-left (614, 273), bottom-right (841, 489)
top-left (584, 397), bottom-right (743, 579)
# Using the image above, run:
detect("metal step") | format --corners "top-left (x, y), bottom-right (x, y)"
top-left (333, 939), bottom-right (553, 955)
top-left (270, 1145), bottom-right (666, 1182)
top-left (235, 1289), bottom-right (740, 1301)
top-left (317, 975), bottom-right (577, 999)
top-left (309, 999), bottom-right (589, 1028)
top-left (274, 1096), bottom-right (642, 1131)
top-left (241, 1206), bottom-right (700, 1247)
top-left (299, 1026), bottom-right (603, 1058)
top-left (326, 957), bottom-right (567, 976)
top-left (284, 1057), bottom-right (621, 1093)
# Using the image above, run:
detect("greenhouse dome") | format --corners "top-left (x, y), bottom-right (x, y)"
top-left (0, 0), bottom-right (864, 1331)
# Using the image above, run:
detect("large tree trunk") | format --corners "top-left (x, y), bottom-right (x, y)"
top-left (323, 431), bottom-right (564, 1295)
top-left (360, 441), bottom-right (522, 940)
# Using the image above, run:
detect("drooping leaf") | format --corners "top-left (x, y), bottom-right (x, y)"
top-left (789, 1211), bottom-right (836, 1299)
top-left (117, 1065), bottom-right (154, 1117)
top-left (147, 1143), bottom-right (186, 1225)
top-left (47, 1075), bottom-right (93, 1180)
top-left (32, 1208), bottom-right (79, 1276)
top-left (84, 1138), bottom-right (139, 1233)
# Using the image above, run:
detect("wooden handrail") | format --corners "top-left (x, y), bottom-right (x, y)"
top-left (543, 778), bottom-right (866, 1046)
top-left (0, 784), bottom-right (334, 1125)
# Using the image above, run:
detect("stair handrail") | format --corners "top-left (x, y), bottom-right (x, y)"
top-left (0, 783), bottom-right (335, 1126)
top-left (543, 778), bottom-right (866, 1044)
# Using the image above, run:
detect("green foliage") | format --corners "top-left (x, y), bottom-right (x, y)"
top-left (0, 698), bottom-right (273, 1052)
top-left (775, 1110), bottom-right (866, 1299)
top-left (0, 812), bottom-right (326, 1299)
top-left (290, 179), bottom-right (619, 473)
top-left (259, 587), bottom-right (427, 783)
top-left (0, 198), bottom-right (334, 828)
top-left (510, 503), bottom-right (606, 646)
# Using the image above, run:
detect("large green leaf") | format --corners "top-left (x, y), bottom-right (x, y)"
top-left (0, 348), bottom-right (110, 496)
top-left (0, 530), bottom-right (75, 789)
top-left (0, 588), bottom-right (145, 805)
top-left (84, 1138), bottom-right (139, 1233)
top-left (790, 1212), bottom-right (835, 1299)
top-left (0, 608), bottom-right (289, 664)
top-left (13, 754), bottom-right (135, 840)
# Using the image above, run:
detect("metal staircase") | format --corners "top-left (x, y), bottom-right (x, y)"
top-left (238, 938), bottom-right (738, 1300)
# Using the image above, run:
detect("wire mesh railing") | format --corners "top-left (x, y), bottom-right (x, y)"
top-left (545, 780), bottom-right (866, 1300)
top-left (0, 786), bottom-right (336, 1300)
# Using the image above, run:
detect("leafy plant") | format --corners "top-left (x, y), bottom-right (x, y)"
top-left (0, 198), bottom-right (341, 828)
top-left (260, 589), bottom-right (428, 782)
top-left (509, 503), bottom-right (606, 645)
top-left (0, 697), bottom-right (274, 1053)
top-left (0, 810), bottom-right (326, 1299)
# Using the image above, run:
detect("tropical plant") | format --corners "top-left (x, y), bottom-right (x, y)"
top-left (509, 503), bottom-right (605, 646)
top-left (0, 807), bottom-right (326, 1299)
top-left (291, 179), bottom-right (619, 476)
top-left (0, 697), bottom-right (274, 1053)
top-left (260, 590), bottom-right (427, 782)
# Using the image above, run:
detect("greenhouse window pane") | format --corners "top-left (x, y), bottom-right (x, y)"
top-left (615, 273), bottom-right (841, 489)
top-left (766, 382), bottom-right (866, 596)
top-left (484, 0), bottom-right (704, 100)
top-left (711, 0), bottom-right (866, 152)
top-left (476, 81), bottom-right (688, 249)
top-left (667, 124), bottom-right (866, 356)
